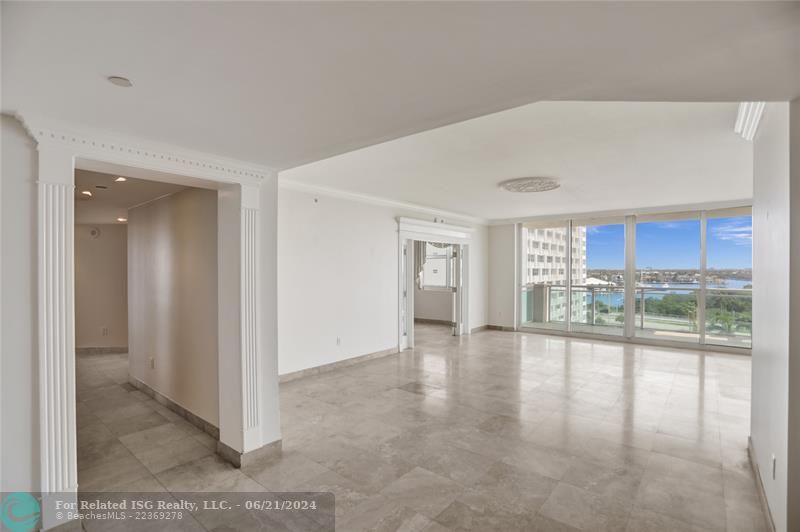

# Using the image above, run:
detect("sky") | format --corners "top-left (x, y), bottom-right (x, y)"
top-left (585, 216), bottom-right (752, 270)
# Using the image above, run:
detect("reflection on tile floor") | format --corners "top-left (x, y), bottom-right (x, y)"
top-left (77, 324), bottom-right (767, 531)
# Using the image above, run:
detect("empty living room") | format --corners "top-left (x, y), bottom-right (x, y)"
top-left (2, 2), bottom-right (800, 531)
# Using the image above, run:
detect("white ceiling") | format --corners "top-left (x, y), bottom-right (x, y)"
top-left (3, 2), bottom-right (799, 171)
top-left (75, 170), bottom-right (186, 224)
top-left (280, 101), bottom-right (753, 221)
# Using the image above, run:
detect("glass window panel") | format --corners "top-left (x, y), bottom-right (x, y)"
top-left (421, 242), bottom-right (453, 289)
top-left (520, 222), bottom-right (568, 330)
top-left (635, 218), bottom-right (701, 343)
top-left (705, 215), bottom-right (752, 348)
top-left (570, 221), bottom-right (625, 336)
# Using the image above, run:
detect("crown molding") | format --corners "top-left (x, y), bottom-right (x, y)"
top-left (13, 111), bottom-right (277, 185)
top-left (734, 102), bottom-right (766, 142)
top-left (278, 178), bottom-right (489, 226)
top-left (488, 198), bottom-right (753, 226)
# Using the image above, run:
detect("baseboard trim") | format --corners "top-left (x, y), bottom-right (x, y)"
top-left (487, 325), bottom-right (516, 332)
top-left (217, 439), bottom-right (282, 469)
top-left (279, 346), bottom-right (399, 383)
top-left (748, 436), bottom-right (777, 532)
top-left (470, 325), bottom-right (489, 333)
top-left (129, 377), bottom-right (220, 440)
top-left (76, 346), bottom-right (128, 355)
top-left (414, 318), bottom-right (454, 326)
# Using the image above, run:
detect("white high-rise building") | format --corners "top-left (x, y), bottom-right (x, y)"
top-left (523, 225), bottom-right (588, 323)
top-left (523, 226), bottom-right (587, 286)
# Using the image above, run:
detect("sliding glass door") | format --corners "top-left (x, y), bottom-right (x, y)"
top-left (705, 211), bottom-right (752, 348)
top-left (634, 214), bottom-right (701, 343)
top-left (570, 219), bottom-right (625, 336)
top-left (518, 207), bottom-right (752, 350)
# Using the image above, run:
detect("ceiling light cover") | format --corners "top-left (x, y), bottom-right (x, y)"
top-left (117, 217), bottom-right (127, 223)
top-left (115, 176), bottom-right (127, 182)
top-left (107, 76), bottom-right (133, 88)
top-left (81, 190), bottom-right (92, 197)
top-left (499, 177), bottom-right (560, 193)
top-left (734, 102), bottom-right (766, 141)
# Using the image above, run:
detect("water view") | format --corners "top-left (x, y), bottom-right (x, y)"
top-left (520, 214), bottom-right (753, 348)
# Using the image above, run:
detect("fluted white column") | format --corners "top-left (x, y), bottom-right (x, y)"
top-left (240, 205), bottom-right (262, 449)
top-left (37, 146), bottom-right (78, 529)
top-left (219, 183), bottom-right (273, 456)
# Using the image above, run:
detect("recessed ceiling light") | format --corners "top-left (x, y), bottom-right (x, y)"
top-left (498, 177), bottom-right (560, 193)
top-left (115, 176), bottom-right (127, 182)
top-left (117, 218), bottom-right (127, 223)
top-left (81, 190), bottom-right (93, 197)
top-left (107, 76), bottom-right (133, 88)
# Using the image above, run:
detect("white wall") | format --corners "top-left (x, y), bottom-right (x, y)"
top-left (277, 187), bottom-right (489, 375)
top-left (128, 187), bottom-right (219, 425)
top-left (0, 115), bottom-right (39, 491)
top-left (488, 224), bottom-right (516, 328)
top-left (751, 101), bottom-right (793, 532)
top-left (414, 285), bottom-right (452, 322)
top-left (75, 224), bottom-right (128, 348)
top-left (788, 99), bottom-right (800, 532)
top-left (469, 225), bottom-right (489, 331)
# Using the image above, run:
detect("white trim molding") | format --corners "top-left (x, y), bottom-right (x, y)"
top-left (39, 181), bottom-right (77, 493)
top-left (734, 102), bottom-right (766, 141)
top-left (397, 217), bottom-right (472, 351)
top-left (37, 145), bottom-right (80, 528)
top-left (16, 112), bottom-right (274, 185)
top-left (240, 205), bottom-right (262, 449)
top-left (490, 198), bottom-right (753, 227)
top-left (397, 216), bottom-right (474, 245)
top-left (19, 113), bottom-right (281, 529)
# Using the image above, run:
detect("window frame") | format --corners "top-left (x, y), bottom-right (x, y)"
top-left (516, 207), bottom-right (753, 351)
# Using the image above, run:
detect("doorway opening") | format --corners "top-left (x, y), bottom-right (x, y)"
top-left (74, 168), bottom-right (221, 491)
top-left (413, 240), bottom-right (458, 345)
top-left (397, 217), bottom-right (472, 351)
top-left (31, 123), bottom-right (277, 530)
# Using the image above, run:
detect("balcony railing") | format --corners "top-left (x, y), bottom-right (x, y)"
top-left (520, 284), bottom-right (752, 348)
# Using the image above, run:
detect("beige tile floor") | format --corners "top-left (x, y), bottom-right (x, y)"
top-left (76, 323), bottom-right (767, 531)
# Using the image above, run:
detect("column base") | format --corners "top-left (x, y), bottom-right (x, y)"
top-left (216, 439), bottom-right (282, 468)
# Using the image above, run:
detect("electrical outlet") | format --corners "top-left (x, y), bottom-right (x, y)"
top-left (149, 357), bottom-right (155, 369)
top-left (102, 327), bottom-right (109, 337)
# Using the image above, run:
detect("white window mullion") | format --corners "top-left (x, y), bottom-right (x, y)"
top-left (699, 212), bottom-right (707, 345)
top-left (624, 215), bottom-right (636, 339)
top-left (566, 220), bottom-right (573, 332)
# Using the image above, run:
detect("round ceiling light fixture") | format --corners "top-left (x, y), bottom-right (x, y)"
top-left (498, 176), bottom-right (560, 193)
top-left (107, 76), bottom-right (133, 88)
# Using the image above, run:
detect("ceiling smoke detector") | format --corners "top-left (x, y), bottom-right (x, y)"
top-left (498, 177), bottom-right (560, 193)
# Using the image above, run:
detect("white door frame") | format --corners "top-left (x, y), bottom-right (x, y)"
top-left (397, 217), bottom-right (472, 351)
top-left (17, 115), bottom-right (281, 529)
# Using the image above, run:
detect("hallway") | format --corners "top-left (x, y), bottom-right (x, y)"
top-left (76, 327), bottom-right (766, 531)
